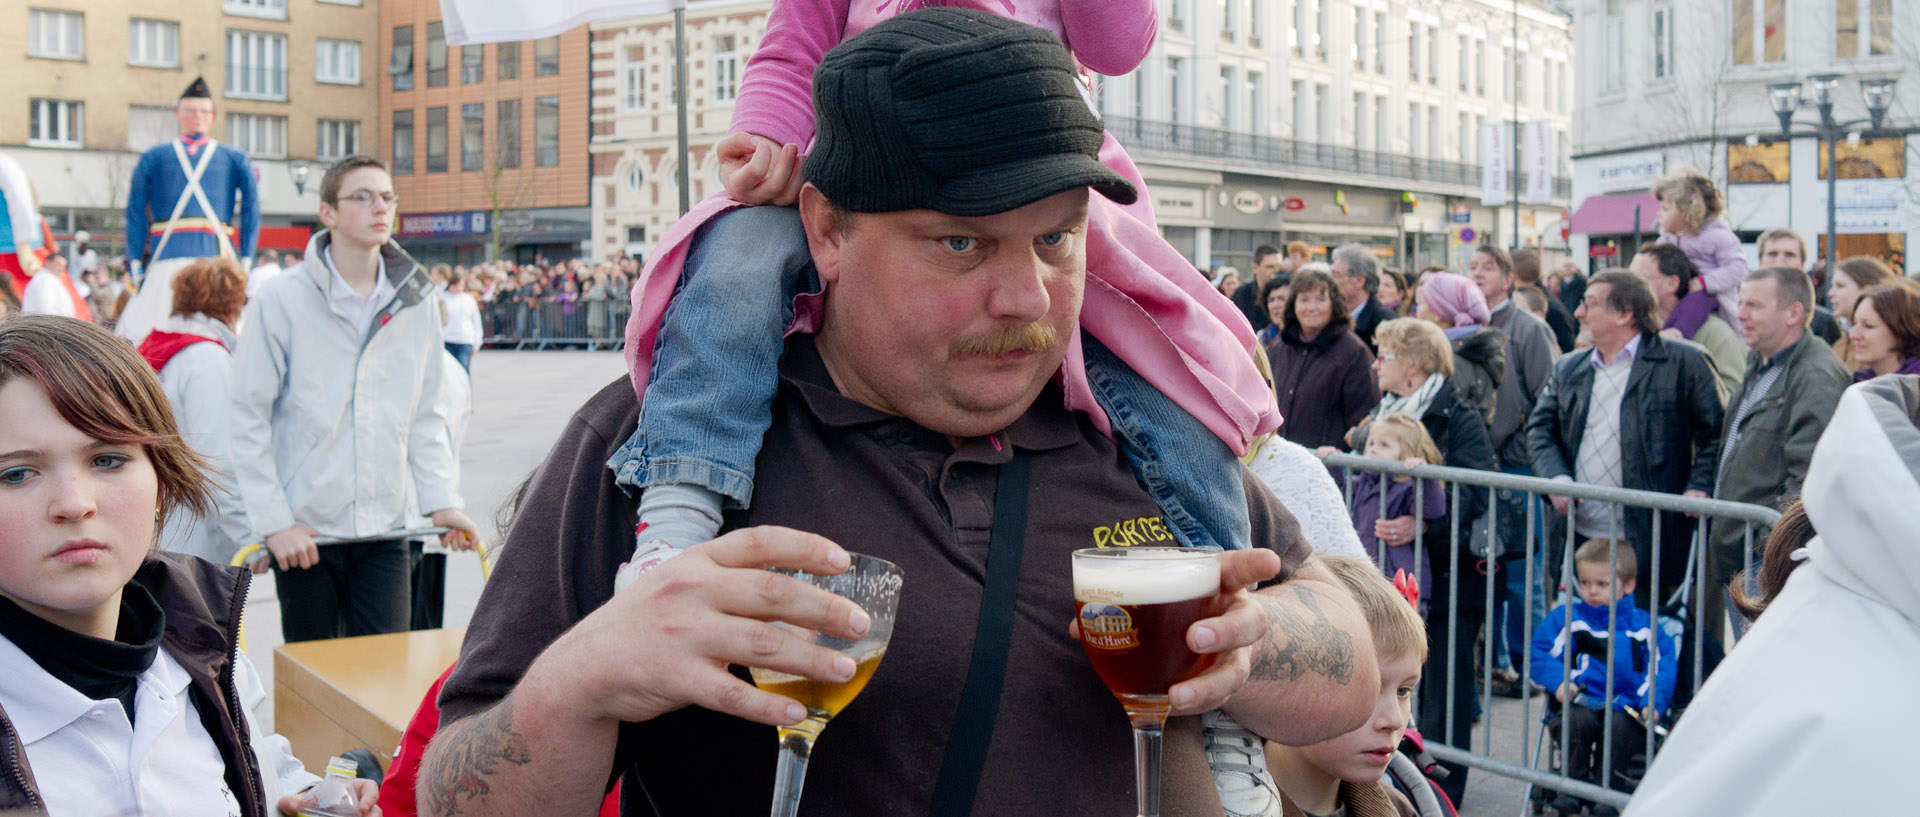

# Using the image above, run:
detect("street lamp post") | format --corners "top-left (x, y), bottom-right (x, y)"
top-left (1767, 74), bottom-right (1898, 293)
top-left (289, 160), bottom-right (312, 196)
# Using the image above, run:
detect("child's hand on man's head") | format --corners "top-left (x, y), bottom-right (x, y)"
top-left (718, 131), bottom-right (806, 206)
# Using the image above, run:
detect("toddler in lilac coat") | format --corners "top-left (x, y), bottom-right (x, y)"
top-left (1346, 413), bottom-right (1447, 618)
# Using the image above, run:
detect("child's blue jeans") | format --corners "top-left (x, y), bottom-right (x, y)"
top-left (608, 205), bottom-right (1250, 552)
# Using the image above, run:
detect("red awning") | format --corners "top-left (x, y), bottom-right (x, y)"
top-left (1568, 193), bottom-right (1661, 235)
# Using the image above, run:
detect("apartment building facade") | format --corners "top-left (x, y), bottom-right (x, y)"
top-left (4, 0), bottom-right (381, 256)
top-left (379, 0), bottom-right (591, 265)
top-left (1568, 0), bottom-right (1915, 269)
top-left (587, 0), bottom-right (1572, 272)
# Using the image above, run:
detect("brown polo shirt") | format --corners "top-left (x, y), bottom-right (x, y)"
top-left (442, 336), bottom-right (1312, 816)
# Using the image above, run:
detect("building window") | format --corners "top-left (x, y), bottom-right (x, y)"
top-left (1351, 91), bottom-right (1363, 147)
top-left (1167, 56), bottom-right (1183, 123)
top-left (1373, 95), bottom-right (1388, 152)
top-left (535, 36), bottom-right (560, 76)
top-left (535, 96), bottom-right (559, 166)
top-left (1289, 0), bottom-right (1302, 55)
top-left (1500, 46), bottom-right (1512, 103)
top-left (461, 102), bottom-right (484, 171)
top-left (1249, 0), bottom-right (1263, 48)
top-left (626, 166), bottom-right (644, 192)
top-left (390, 26), bottom-right (414, 91)
top-left (316, 38), bottom-right (361, 85)
top-left (28, 9), bottom-right (84, 61)
top-left (1837, 0), bottom-right (1894, 59)
top-left (497, 99), bottom-right (521, 169)
top-left (1515, 50), bottom-right (1528, 106)
top-left (128, 19), bottom-right (179, 68)
top-left (1218, 67), bottom-right (1233, 128)
top-left (227, 30), bottom-right (288, 100)
top-left (461, 44), bottom-right (484, 84)
top-left (392, 109), bottom-right (414, 175)
top-left (1247, 70), bottom-right (1265, 133)
top-left (1426, 26), bottom-right (1437, 85)
top-left (1457, 34), bottom-right (1468, 92)
top-left (1408, 102), bottom-right (1421, 154)
top-left (425, 106), bottom-right (448, 173)
top-left (1458, 112), bottom-right (1471, 161)
top-left (1427, 103), bottom-right (1439, 159)
top-left (1314, 82), bottom-right (1329, 141)
top-left (28, 99), bottom-right (83, 148)
top-left (1651, 8), bottom-right (1673, 79)
top-left (713, 35), bottom-right (739, 103)
top-left (227, 113), bottom-right (286, 158)
top-left (223, 0), bottom-right (287, 20)
top-left (1474, 38), bottom-right (1485, 96)
top-left (1733, 0), bottom-right (1786, 65)
top-left (497, 41), bottom-right (520, 80)
top-left (1290, 79), bottom-right (1305, 138)
top-left (1409, 22), bottom-right (1421, 82)
top-left (1311, 0), bottom-right (1326, 60)
top-left (1350, 7), bottom-right (1362, 70)
top-left (316, 118), bottom-right (359, 160)
top-left (127, 105), bottom-right (173, 149)
top-left (622, 47), bottom-right (645, 111)
top-left (1169, 0), bottom-right (1188, 32)
top-left (1220, 0), bottom-right (1237, 42)
top-left (425, 22), bottom-right (448, 87)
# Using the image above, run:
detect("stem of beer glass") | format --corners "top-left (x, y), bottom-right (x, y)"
top-left (769, 731), bottom-right (814, 817)
top-left (1131, 719), bottom-right (1164, 817)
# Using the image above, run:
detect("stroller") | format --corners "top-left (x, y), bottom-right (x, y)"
top-left (1521, 533), bottom-right (1707, 816)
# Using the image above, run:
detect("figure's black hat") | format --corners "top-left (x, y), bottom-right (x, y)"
top-left (180, 77), bottom-right (212, 100)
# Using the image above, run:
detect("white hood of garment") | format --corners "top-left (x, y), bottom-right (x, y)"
top-left (1801, 375), bottom-right (1920, 621)
top-left (1626, 375), bottom-right (1920, 816)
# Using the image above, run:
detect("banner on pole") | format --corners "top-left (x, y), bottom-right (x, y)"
top-left (1481, 122), bottom-right (1510, 206)
top-left (1523, 120), bottom-right (1554, 204)
top-left (439, 0), bottom-right (682, 44)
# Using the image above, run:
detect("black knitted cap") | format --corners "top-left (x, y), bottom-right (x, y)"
top-left (802, 8), bottom-right (1136, 216)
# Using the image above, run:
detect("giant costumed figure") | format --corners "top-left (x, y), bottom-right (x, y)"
top-left (0, 146), bottom-right (50, 298)
top-left (119, 77), bottom-right (259, 343)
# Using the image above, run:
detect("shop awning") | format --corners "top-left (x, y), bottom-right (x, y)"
top-left (1568, 193), bottom-right (1661, 235)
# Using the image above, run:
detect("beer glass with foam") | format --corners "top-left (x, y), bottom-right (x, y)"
top-left (1073, 547), bottom-right (1224, 817)
top-left (748, 553), bottom-right (904, 817)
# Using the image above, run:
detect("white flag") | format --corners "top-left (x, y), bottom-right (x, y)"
top-left (1481, 122), bottom-right (1510, 206)
top-left (1523, 120), bottom-right (1554, 204)
top-left (439, 0), bottom-right (682, 44)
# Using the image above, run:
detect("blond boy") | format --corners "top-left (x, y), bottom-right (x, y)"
top-left (1266, 554), bottom-right (1426, 817)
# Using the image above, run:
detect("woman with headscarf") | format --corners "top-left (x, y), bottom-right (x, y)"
top-left (1415, 272), bottom-right (1505, 428)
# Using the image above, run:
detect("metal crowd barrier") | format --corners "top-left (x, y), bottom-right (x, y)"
top-left (481, 296), bottom-right (629, 350)
top-left (1320, 452), bottom-right (1781, 811)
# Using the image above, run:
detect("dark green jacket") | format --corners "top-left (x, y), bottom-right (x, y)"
top-left (1710, 332), bottom-right (1849, 565)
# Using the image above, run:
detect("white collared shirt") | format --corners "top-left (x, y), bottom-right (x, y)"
top-left (0, 633), bottom-right (317, 817)
top-left (324, 246), bottom-right (394, 342)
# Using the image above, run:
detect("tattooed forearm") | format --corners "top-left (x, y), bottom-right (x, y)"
top-left (423, 694), bottom-right (534, 817)
top-left (1247, 582), bottom-right (1355, 685)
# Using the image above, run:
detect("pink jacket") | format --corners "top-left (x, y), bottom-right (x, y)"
top-left (1659, 219), bottom-right (1746, 320)
top-left (622, 0), bottom-right (1281, 454)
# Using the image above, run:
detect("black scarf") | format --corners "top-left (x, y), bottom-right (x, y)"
top-left (0, 579), bottom-right (166, 725)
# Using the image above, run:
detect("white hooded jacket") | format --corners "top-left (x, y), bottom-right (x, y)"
top-left (228, 231), bottom-right (461, 542)
top-left (153, 313), bottom-right (252, 563)
top-left (1626, 375), bottom-right (1920, 815)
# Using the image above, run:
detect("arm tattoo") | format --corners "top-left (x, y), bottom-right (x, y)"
top-left (424, 694), bottom-right (534, 817)
top-left (1247, 583), bottom-right (1355, 685)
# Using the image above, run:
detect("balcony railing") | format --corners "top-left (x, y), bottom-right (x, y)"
top-left (1104, 115), bottom-right (1572, 199)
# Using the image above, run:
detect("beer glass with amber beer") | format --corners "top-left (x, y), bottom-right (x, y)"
top-left (1073, 547), bottom-right (1224, 817)
top-left (748, 553), bottom-right (904, 817)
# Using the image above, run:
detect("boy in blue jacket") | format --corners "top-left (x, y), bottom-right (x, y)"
top-left (1531, 538), bottom-right (1677, 814)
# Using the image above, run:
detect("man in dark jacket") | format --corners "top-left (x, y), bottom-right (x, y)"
top-left (1704, 266), bottom-right (1849, 634)
top-left (1514, 248), bottom-right (1577, 352)
top-left (1232, 243), bottom-right (1287, 331)
top-left (1526, 270), bottom-right (1725, 610)
top-left (1332, 244), bottom-right (1398, 352)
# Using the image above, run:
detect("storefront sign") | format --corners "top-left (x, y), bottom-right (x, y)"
top-left (1449, 203), bottom-right (1471, 223)
top-left (1817, 179), bottom-right (1910, 234)
top-left (1152, 185), bottom-right (1207, 220)
top-left (1230, 189), bottom-right (1266, 215)
top-left (1283, 197), bottom-right (1306, 211)
top-left (398, 211), bottom-right (490, 238)
top-left (1591, 150), bottom-right (1666, 194)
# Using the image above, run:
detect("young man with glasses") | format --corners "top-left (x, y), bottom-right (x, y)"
top-left (229, 154), bottom-right (480, 643)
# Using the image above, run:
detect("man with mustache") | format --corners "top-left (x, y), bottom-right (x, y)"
top-left (422, 11), bottom-right (1375, 817)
